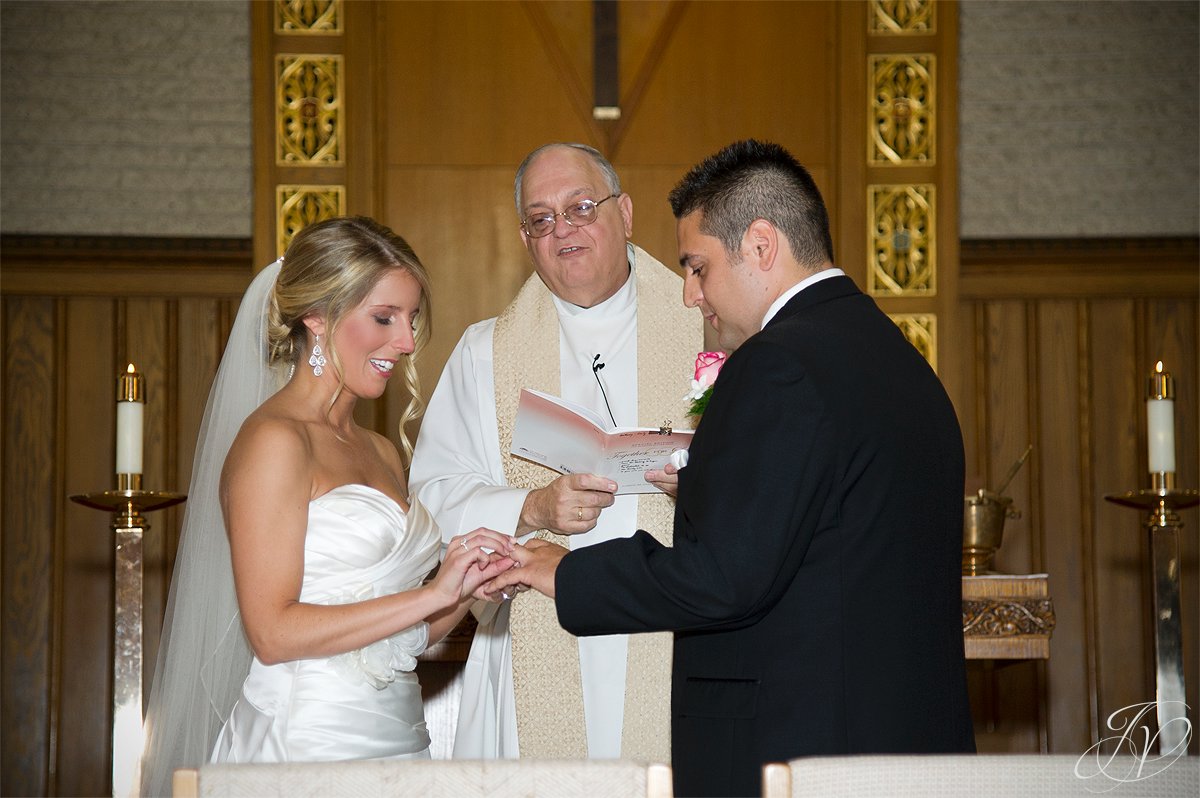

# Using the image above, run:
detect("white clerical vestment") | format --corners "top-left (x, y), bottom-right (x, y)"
top-left (410, 260), bottom-right (642, 759)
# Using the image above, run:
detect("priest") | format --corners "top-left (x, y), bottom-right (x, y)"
top-left (410, 142), bottom-right (703, 762)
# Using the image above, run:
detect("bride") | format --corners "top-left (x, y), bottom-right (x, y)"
top-left (141, 217), bottom-right (514, 795)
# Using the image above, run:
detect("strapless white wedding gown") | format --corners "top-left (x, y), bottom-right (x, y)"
top-left (211, 484), bottom-right (440, 763)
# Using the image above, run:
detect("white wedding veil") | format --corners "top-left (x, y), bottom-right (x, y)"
top-left (140, 260), bottom-right (287, 796)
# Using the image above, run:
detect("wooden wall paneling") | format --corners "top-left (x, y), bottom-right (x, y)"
top-left (145, 296), bottom-right (241, 691)
top-left (57, 297), bottom-right (117, 797)
top-left (383, 166), bottom-right (535, 433)
top-left (619, 165), bottom-right (697, 274)
top-left (1087, 299), bottom-right (1154, 741)
top-left (383, 1), bottom-right (592, 167)
top-left (986, 300), bottom-right (1035, 573)
top-left (964, 302), bottom-right (989, 477)
top-left (617, 0), bottom-right (841, 267)
top-left (1, 296), bottom-right (57, 798)
top-left (142, 340), bottom-right (171, 702)
top-left (618, 2), bottom-right (835, 167)
top-left (972, 299), bottom-right (1043, 752)
top-left (167, 298), bottom-right (230, 544)
top-left (1025, 301), bottom-right (1050, 753)
top-left (834, 1), bottom-right (867, 295)
top-left (935, 2), bottom-right (964, 421)
top-left (959, 239), bottom-right (1199, 300)
top-left (1075, 299), bottom-right (1103, 748)
top-left (1035, 300), bottom-right (1093, 752)
top-left (606, 1), bottom-right (689, 160)
top-left (344, 0), bottom-right (383, 220)
top-left (522, 0), bottom-right (600, 142)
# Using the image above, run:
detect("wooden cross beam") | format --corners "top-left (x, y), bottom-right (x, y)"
top-left (593, 0), bottom-right (620, 120)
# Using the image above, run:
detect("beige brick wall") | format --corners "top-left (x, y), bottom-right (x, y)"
top-left (960, 0), bottom-right (1199, 238)
top-left (0, 0), bottom-right (251, 237)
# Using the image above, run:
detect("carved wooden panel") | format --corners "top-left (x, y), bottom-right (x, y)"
top-left (889, 313), bottom-right (937, 369)
top-left (870, 184), bottom-right (936, 296)
top-left (1, 296), bottom-right (57, 798)
top-left (275, 0), bottom-right (341, 33)
top-left (870, 53), bottom-right (935, 165)
top-left (870, 0), bottom-right (935, 34)
top-left (276, 54), bottom-right (343, 165)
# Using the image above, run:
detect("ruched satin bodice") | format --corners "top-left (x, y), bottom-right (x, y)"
top-left (211, 485), bottom-right (441, 764)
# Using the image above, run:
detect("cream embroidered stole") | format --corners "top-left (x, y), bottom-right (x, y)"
top-left (492, 246), bottom-right (701, 761)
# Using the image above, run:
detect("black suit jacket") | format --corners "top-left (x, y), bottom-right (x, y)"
top-left (555, 276), bottom-right (975, 797)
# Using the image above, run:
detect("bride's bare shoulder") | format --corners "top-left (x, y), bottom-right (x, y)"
top-left (224, 403), bottom-right (311, 478)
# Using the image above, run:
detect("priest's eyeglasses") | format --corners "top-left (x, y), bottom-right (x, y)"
top-left (520, 194), bottom-right (619, 238)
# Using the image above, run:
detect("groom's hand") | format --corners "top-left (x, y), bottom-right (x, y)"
top-left (643, 462), bottom-right (679, 497)
top-left (517, 474), bottom-right (617, 536)
top-left (485, 539), bottom-right (567, 599)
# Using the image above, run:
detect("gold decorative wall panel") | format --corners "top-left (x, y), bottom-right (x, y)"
top-left (275, 0), bottom-right (341, 34)
top-left (889, 313), bottom-right (936, 369)
top-left (276, 54), bottom-right (343, 165)
top-left (870, 54), bottom-right (935, 164)
top-left (276, 185), bottom-right (345, 256)
top-left (870, 0), bottom-right (935, 35)
top-left (869, 183), bottom-right (935, 295)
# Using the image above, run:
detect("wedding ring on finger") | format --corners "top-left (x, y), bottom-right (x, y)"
top-left (501, 591), bottom-right (512, 601)
top-left (460, 540), bottom-right (469, 551)
top-left (577, 506), bottom-right (583, 522)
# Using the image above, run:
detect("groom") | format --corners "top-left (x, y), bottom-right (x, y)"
top-left (489, 140), bottom-right (976, 797)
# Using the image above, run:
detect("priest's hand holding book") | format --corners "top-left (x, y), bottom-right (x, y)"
top-left (516, 473), bottom-right (617, 536)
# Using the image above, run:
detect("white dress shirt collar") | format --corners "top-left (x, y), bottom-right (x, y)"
top-left (761, 268), bottom-right (845, 329)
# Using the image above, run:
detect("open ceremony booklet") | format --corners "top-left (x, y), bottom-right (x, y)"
top-left (510, 388), bottom-right (693, 494)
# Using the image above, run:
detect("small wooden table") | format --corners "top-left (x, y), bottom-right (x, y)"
top-left (962, 574), bottom-right (1055, 659)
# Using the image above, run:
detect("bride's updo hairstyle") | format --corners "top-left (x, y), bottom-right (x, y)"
top-left (267, 215), bottom-right (432, 459)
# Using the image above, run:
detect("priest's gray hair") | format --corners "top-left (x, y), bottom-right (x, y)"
top-left (513, 142), bottom-right (622, 215)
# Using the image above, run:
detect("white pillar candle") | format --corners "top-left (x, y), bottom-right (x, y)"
top-left (1146, 361), bottom-right (1175, 475)
top-left (116, 364), bottom-right (145, 475)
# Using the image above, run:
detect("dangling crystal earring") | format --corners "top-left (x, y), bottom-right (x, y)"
top-left (308, 334), bottom-right (327, 377)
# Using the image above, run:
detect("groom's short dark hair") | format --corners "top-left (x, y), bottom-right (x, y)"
top-left (668, 139), bottom-right (834, 268)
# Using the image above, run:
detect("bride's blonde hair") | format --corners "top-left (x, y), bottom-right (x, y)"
top-left (267, 216), bottom-right (432, 460)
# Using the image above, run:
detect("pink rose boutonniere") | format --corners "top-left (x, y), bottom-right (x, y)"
top-left (685, 351), bottom-right (726, 418)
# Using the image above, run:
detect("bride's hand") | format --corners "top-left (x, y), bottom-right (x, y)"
top-left (483, 538), bottom-right (567, 599)
top-left (434, 529), bottom-right (516, 604)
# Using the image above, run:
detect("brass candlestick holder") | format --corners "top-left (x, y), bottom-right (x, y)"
top-left (71, 474), bottom-right (185, 798)
top-left (1105, 479), bottom-right (1198, 757)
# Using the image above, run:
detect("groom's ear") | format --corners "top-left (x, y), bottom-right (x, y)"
top-left (742, 219), bottom-right (779, 273)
